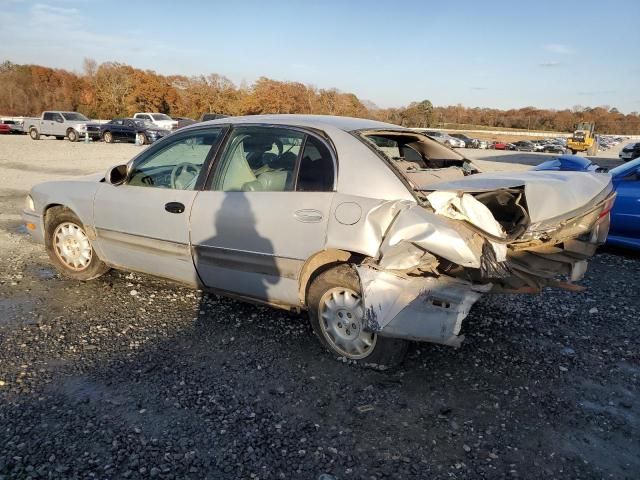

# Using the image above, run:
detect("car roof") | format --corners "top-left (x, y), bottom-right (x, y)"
top-left (196, 114), bottom-right (401, 132)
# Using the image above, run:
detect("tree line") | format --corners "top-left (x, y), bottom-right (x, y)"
top-left (1, 59), bottom-right (638, 134)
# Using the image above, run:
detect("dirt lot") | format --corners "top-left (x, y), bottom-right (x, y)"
top-left (0, 135), bottom-right (638, 479)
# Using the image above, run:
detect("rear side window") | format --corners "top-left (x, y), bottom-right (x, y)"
top-left (296, 137), bottom-right (335, 192)
top-left (43, 112), bottom-right (54, 121)
top-left (212, 127), bottom-right (304, 192)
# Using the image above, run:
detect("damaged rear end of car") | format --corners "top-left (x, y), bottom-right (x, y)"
top-left (348, 129), bottom-right (615, 347)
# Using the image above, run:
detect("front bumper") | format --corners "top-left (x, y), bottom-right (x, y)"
top-left (22, 210), bottom-right (44, 244)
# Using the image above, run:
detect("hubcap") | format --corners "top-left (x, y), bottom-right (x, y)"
top-left (105, 132), bottom-right (112, 142)
top-left (53, 222), bottom-right (92, 271)
top-left (318, 287), bottom-right (376, 359)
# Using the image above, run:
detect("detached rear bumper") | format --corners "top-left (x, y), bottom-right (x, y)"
top-left (357, 266), bottom-right (491, 347)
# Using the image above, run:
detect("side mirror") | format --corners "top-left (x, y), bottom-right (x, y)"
top-left (105, 164), bottom-right (128, 185)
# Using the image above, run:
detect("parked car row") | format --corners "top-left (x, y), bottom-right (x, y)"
top-left (17, 111), bottom-right (228, 144)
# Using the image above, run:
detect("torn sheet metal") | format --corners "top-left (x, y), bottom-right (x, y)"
top-left (426, 190), bottom-right (507, 262)
top-left (422, 170), bottom-right (612, 223)
top-left (357, 265), bottom-right (491, 346)
top-left (378, 204), bottom-right (486, 269)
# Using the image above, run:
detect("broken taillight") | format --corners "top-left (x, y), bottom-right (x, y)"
top-left (598, 193), bottom-right (617, 219)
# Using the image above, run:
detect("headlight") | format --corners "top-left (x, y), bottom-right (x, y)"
top-left (76, 124), bottom-right (87, 132)
top-left (25, 194), bottom-right (35, 211)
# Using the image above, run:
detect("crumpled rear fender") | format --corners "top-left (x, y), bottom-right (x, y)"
top-left (326, 195), bottom-right (488, 270)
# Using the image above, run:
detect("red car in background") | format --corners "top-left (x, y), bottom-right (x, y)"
top-left (0, 123), bottom-right (11, 134)
top-left (490, 140), bottom-right (509, 150)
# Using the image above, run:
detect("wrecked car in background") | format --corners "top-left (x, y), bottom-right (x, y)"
top-left (22, 115), bottom-right (615, 366)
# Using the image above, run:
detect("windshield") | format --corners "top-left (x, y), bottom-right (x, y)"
top-left (151, 114), bottom-right (172, 121)
top-left (610, 157), bottom-right (640, 178)
top-left (133, 120), bottom-right (156, 128)
top-left (62, 112), bottom-right (89, 121)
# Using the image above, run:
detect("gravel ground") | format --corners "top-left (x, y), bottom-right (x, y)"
top-left (0, 135), bottom-right (638, 479)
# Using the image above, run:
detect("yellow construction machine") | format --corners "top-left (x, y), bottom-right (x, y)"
top-left (566, 122), bottom-right (598, 155)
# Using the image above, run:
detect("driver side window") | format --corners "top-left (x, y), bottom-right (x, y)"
top-left (128, 129), bottom-right (222, 190)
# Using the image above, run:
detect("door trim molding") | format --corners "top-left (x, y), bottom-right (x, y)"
top-left (193, 244), bottom-right (304, 279)
top-left (96, 227), bottom-right (191, 257)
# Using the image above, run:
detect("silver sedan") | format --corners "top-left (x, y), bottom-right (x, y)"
top-left (23, 115), bottom-right (615, 366)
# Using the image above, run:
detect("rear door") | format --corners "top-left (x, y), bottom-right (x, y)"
top-left (92, 126), bottom-right (225, 285)
top-left (40, 112), bottom-right (56, 135)
top-left (189, 126), bottom-right (336, 306)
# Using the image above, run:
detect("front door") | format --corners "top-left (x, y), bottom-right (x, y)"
top-left (92, 127), bottom-right (225, 285)
top-left (190, 126), bottom-right (336, 306)
top-left (611, 174), bottom-right (640, 239)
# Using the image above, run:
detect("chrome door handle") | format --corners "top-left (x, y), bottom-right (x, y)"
top-left (294, 209), bottom-right (323, 223)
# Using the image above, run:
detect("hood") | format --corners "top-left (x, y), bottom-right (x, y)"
top-left (70, 172), bottom-right (105, 182)
top-left (422, 170), bottom-right (612, 223)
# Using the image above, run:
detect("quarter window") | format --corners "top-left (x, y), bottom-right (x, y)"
top-left (296, 136), bottom-right (335, 191)
top-left (212, 127), bottom-right (304, 192)
top-left (127, 129), bottom-right (223, 190)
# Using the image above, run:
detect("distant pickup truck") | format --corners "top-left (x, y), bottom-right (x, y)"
top-left (133, 113), bottom-right (178, 131)
top-left (24, 111), bottom-right (101, 142)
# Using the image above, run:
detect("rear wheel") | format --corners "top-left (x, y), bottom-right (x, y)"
top-left (29, 128), bottom-right (40, 140)
top-left (103, 131), bottom-right (113, 143)
top-left (307, 264), bottom-right (408, 367)
top-left (45, 207), bottom-right (109, 281)
top-left (67, 129), bottom-right (78, 142)
top-left (136, 132), bottom-right (147, 145)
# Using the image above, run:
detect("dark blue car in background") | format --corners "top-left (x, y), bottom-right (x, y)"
top-left (535, 155), bottom-right (640, 250)
top-left (100, 118), bottom-right (170, 145)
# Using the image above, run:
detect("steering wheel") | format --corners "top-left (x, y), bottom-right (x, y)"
top-left (170, 162), bottom-right (200, 189)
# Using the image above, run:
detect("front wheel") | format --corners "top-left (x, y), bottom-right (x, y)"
top-left (103, 131), bottom-right (114, 143)
top-left (45, 207), bottom-right (110, 281)
top-left (67, 129), bottom-right (78, 142)
top-left (307, 264), bottom-right (408, 367)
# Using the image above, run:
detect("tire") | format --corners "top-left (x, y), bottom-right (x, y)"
top-left (307, 264), bottom-right (408, 367)
top-left (444, 141), bottom-right (452, 147)
top-left (103, 131), bottom-right (113, 143)
top-left (67, 129), bottom-right (78, 142)
top-left (44, 207), bottom-right (110, 281)
top-left (29, 128), bottom-right (40, 140)
top-left (136, 132), bottom-right (147, 145)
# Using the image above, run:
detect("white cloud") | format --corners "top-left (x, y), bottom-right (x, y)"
top-left (0, 2), bottom-right (195, 72)
top-left (539, 61), bottom-right (562, 68)
top-left (544, 43), bottom-right (574, 55)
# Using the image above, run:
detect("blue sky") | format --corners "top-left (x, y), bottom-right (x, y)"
top-left (1, 0), bottom-right (639, 112)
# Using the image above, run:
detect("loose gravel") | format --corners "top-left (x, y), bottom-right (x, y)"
top-left (0, 135), bottom-right (638, 479)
